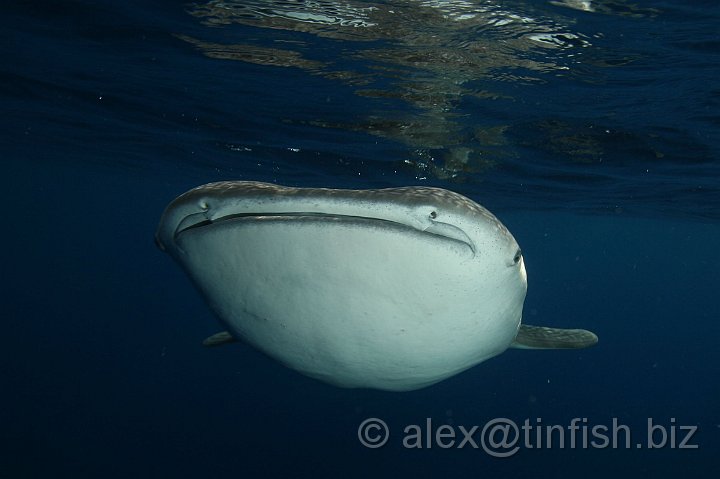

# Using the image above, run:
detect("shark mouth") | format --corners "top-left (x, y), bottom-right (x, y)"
top-left (170, 210), bottom-right (476, 254)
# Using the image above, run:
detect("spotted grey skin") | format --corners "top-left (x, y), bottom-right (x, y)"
top-left (156, 181), bottom-right (596, 391)
top-left (155, 181), bottom-right (516, 257)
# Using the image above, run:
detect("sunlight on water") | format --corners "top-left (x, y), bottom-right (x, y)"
top-left (181, 0), bottom-right (631, 179)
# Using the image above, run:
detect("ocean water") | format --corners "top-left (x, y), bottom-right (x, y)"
top-left (2, 0), bottom-right (718, 477)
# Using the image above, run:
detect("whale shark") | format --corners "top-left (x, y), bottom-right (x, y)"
top-left (156, 181), bottom-right (597, 391)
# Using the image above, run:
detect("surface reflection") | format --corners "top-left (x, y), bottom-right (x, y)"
top-left (181, 0), bottom-right (655, 179)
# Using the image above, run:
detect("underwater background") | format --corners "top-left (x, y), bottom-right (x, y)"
top-left (2, 0), bottom-right (719, 477)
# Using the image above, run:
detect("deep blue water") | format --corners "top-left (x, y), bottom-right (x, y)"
top-left (2, 0), bottom-right (719, 477)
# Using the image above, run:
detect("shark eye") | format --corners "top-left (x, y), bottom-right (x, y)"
top-left (429, 211), bottom-right (437, 219)
top-left (513, 249), bottom-right (522, 264)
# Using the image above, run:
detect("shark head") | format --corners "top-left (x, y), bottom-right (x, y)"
top-left (157, 181), bottom-right (527, 390)
top-left (157, 181), bottom-right (525, 277)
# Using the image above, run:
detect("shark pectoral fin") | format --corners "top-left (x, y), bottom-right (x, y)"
top-left (202, 331), bottom-right (238, 347)
top-left (511, 324), bottom-right (598, 350)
